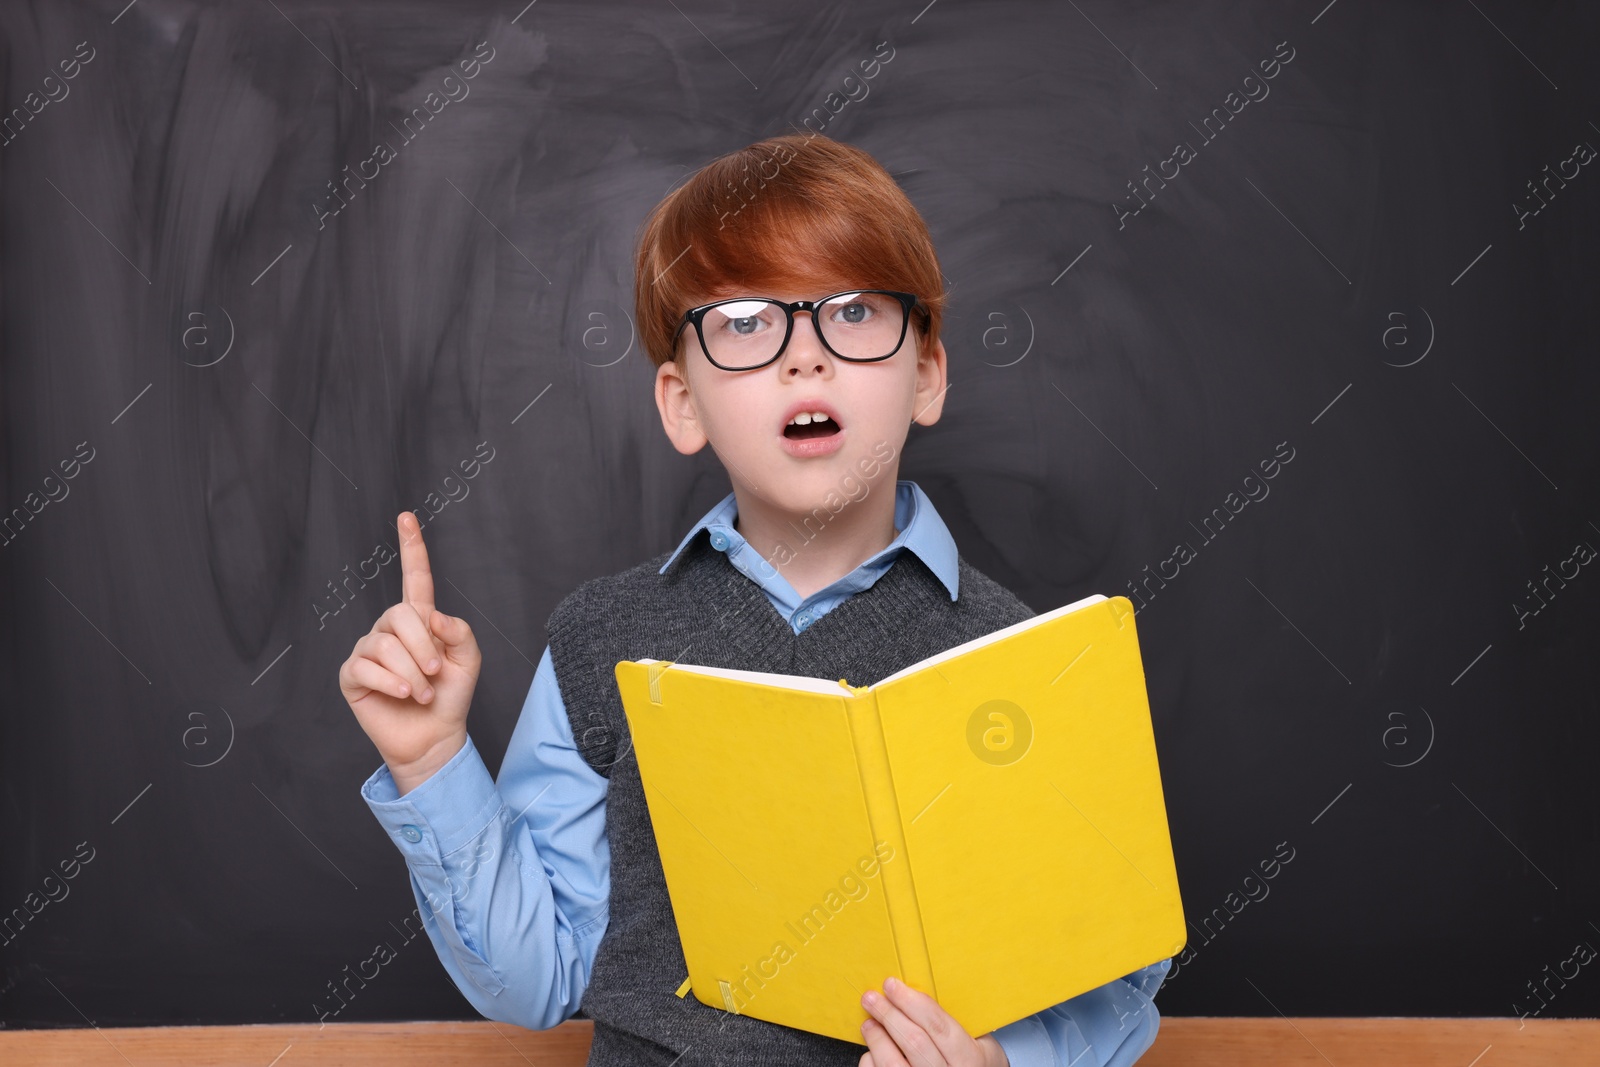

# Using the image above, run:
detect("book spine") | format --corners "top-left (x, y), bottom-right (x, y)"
top-left (846, 692), bottom-right (938, 998)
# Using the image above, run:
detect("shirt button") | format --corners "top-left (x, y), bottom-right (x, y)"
top-left (796, 612), bottom-right (811, 630)
top-left (710, 531), bottom-right (729, 551)
top-left (400, 824), bottom-right (423, 843)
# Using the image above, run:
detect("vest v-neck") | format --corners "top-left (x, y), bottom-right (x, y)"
top-left (677, 528), bottom-right (933, 665)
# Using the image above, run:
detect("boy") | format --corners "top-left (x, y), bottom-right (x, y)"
top-left (343, 133), bottom-right (1171, 1066)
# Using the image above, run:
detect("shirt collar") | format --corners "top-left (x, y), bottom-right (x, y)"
top-left (659, 479), bottom-right (960, 601)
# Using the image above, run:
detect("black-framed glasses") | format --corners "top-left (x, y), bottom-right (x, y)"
top-left (674, 289), bottom-right (923, 372)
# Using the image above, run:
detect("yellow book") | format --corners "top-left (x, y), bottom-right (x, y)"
top-left (614, 593), bottom-right (1186, 1046)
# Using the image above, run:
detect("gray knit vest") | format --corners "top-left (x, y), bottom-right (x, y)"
top-left (546, 528), bottom-right (1036, 1066)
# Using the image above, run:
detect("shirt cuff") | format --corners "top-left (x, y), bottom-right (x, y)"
top-left (991, 1013), bottom-right (1059, 1067)
top-left (360, 735), bottom-right (502, 860)
top-left (1125, 957), bottom-right (1172, 996)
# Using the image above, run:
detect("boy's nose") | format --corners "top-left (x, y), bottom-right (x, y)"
top-left (782, 311), bottom-right (831, 365)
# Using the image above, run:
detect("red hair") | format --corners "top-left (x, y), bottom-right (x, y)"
top-left (633, 134), bottom-right (945, 369)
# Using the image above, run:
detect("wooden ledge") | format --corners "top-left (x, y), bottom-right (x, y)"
top-left (0, 1017), bottom-right (1591, 1065)
top-left (1140, 1017), bottom-right (1595, 1066)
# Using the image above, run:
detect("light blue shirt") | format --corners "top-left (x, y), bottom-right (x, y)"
top-left (362, 479), bottom-right (1171, 1065)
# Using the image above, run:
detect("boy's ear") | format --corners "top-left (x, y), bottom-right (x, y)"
top-left (911, 336), bottom-right (948, 427)
top-left (656, 357), bottom-right (709, 455)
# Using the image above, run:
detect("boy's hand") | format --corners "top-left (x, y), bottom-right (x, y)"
top-left (859, 977), bottom-right (1009, 1067)
top-left (340, 512), bottom-right (482, 795)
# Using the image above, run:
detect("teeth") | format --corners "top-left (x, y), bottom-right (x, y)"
top-left (787, 412), bottom-right (832, 426)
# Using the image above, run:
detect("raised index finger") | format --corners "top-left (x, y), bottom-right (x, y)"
top-left (398, 511), bottom-right (436, 619)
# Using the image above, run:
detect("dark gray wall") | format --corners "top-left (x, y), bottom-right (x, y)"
top-left (2, 0), bottom-right (1596, 1028)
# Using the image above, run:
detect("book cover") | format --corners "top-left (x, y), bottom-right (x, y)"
top-left (614, 593), bottom-right (1186, 1045)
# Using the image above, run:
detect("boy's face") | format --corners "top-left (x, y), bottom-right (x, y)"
top-left (655, 288), bottom-right (948, 516)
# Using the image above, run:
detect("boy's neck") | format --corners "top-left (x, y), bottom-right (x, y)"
top-left (730, 478), bottom-right (901, 601)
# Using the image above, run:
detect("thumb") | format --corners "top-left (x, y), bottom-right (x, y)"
top-left (430, 609), bottom-right (476, 653)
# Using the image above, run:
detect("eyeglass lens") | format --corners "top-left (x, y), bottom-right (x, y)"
top-left (699, 292), bottom-right (906, 369)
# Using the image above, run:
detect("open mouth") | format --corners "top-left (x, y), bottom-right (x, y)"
top-left (783, 415), bottom-right (842, 440)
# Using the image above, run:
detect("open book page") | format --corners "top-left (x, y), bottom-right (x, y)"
top-left (635, 658), bottom-right (851, 696)
top-left (873, 593), bottom-right (1107, 687)
top-left (634, 593), bottom-right (1108, 694)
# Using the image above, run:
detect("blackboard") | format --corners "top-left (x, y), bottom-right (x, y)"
top-left (3, 0), bottom-right (1597, 1030)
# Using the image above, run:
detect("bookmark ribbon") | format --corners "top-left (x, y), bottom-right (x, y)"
top-left (648, 661), bottom-right (674, 704)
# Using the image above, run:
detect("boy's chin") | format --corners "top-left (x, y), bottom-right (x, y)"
top-left (748, 454), bottom-right (895, 511)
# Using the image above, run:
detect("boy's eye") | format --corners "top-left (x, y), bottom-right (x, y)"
top-left (832, 302), bottom-right (869, 324)
top-left (708, 299), bottom-right (778, 338)
top-left (822, 292), bottom-right (888, 327)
